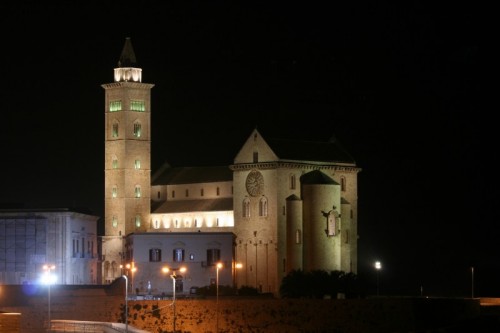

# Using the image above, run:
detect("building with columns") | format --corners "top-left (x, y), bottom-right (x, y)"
top-left (101, 38), bottom-right (360, 296)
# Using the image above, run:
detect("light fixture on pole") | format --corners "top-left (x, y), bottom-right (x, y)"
top-left (471, 266), bottom-right (474, 298)
top-left (126, 262), bottom-right (137, 295)
top-left (234, 262), bottom-right (243, 294)
top-left (163, 266), bottom-right (186, 333)
top-left (216, 262), bottom-right (223, 333)
top-left (122, 275), bottom-right (128, 333)
top-left (374, 261), bottom-right (382, 296)
top-left (42, 264), bottom-right (56, 332)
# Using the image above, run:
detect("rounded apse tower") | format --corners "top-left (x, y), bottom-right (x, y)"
top-left (286, 194), bottom-right (303, 272)
top-left (301, 170), bottom-right (341, 272)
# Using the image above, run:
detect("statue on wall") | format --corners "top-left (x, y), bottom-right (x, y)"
top-left (321, 206), bottom-right (340, 237)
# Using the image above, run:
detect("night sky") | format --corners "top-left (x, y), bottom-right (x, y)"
top-left (1, 3), bottom-right (491, 297)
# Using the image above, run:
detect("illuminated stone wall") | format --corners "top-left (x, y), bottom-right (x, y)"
top-left (0, 285), bottom-right (482, 333)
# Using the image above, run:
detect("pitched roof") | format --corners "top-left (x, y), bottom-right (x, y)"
top-left (152, 198), bottom-right (233, 214)
top-left (152, 165), bottom-right (232, 186)
top-left (265, 136), bottom-right (356, 164)
top-left (300, 170), bottom-right (339, 185)
top-left (118, 37), bottom-right (137, 67)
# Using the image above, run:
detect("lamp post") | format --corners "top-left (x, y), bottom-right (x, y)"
top-left (216, 262), bottom-right (223, 333)
top-left (234, 262), bottom-right (243, 291)
top-left (471, 266), bottom-right (474, 298)
top-left (374, 261), bottom-right (382, 296)
top-left (122, 275), bottom-right (128, 333)
top-left (163, 266), bottom-right (186, 333)
top-left (42, 264), bottom-right (56, 332)
top-left (126, 262), bottom-right (137, 295)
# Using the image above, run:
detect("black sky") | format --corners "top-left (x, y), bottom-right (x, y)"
top-left (0, 2), bottom-right (491, 297)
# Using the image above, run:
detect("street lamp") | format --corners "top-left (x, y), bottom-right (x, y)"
top-left (374, 261), bottom-right (382, 296)
top-left (42, 264), bottom-right (56, 331)
top-left (126, 262), bottom-right (137, 295)
top-left (234, 262), bottom-right (243, 294)
top-left (162, 266), bottom-right (186, 333)
top-left (471, 266), bottom-right (474, 298)
top-left (216, 262), bottom-right (223, 333)
top-left (122, 275), bottom-right (128, 333)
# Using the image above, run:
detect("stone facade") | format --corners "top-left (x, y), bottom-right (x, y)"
top-left (101, 39), bottom-right (361, 296)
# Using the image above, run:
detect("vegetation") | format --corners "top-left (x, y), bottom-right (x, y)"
top-left (194, 284), bottom-right (260, 297)
top-left (193, 269), bottom-right (366, 299)
top-left (279, 269), bottom-right (366, 299)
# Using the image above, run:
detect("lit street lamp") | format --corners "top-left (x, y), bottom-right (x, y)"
top-left (216, 262), bottom-right (223, 333)
top-left (162, 266), bottom-right (186, 333)
top-left (234, 262), bottom-right (243, 290)
top-left (374, 261), bottom-right (382, 296)
top-left (42, 264), bottom-right (56, 331)
top-left (122, 275), bottom-right (128, 333)
top-left (125, 262), bottom-right (137, 295)
top-left (471, 266), bottom-right (474, 298)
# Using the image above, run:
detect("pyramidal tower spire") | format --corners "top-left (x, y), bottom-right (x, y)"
top-left (101, 38), bottom-right (154, 284)
top-left (114, 37), bottom-right (142, 82)
top-left (118, 37), bottom-right (137, 67)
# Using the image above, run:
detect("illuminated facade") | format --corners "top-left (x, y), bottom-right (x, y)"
top-left (101, 38), bottom-right (360, 296)
top-left (101, 38), bottom-right (153, 283)
top-left (0, 208), bottom-right (99, 285)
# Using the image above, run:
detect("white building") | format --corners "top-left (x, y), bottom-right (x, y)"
top-left (0, 208), bottom-right (99, 285)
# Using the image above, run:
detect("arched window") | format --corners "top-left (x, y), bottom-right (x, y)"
top-left (259, 197), bottom-right (268, 217)
top-left (135, 215), bottom-right (141, 227)
top-left (112, 156), bottom-right (118, 169)
top-left (173, 248), bottom-right (185, 262)
top-left (112, 185), bottom-right (118, 198)
top-left (341, 176), bottom-right (346, 192)
top-left (207, 248), bottom-right (221, 266)
top-left (295, 229), bottom-right (301, 244)
top-left (112, 216), bottom-right (118, 228)
top-left (134, 159), bottom-right (141, 169)
top-left (135, 185), bottom-right (141, 198)
top-left (133, 122), bottom-right (141, 137)
top-left (149, 248), bottom-right (161, 262)
top-left (112, 122), bottom-right (119, 137)
top-left (243, 198), bottom-right (250, 218)
top-left (290, 174), bottom-right (296, 190)
top-left (130, 100), bottom-right (145, 112)
top-left (104, 261), bottom-right (110, 282)
top-left (109, 100), bottom-right (122, 112)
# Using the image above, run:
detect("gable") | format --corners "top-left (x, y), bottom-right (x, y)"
top-left (233, 128), bottom-right (279, 164)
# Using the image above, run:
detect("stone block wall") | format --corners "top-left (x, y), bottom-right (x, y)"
top-left (0, 285), bottom-right (483, 333)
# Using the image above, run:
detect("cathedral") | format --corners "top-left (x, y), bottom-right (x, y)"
top-left (101, 38), bottom-right (360, 297)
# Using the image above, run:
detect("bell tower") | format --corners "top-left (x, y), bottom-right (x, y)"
top-left (101, 38), bottom-right (154, 283)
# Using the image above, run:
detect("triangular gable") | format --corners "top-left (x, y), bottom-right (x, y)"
top-left (233, 128), bottom-right (279, 164)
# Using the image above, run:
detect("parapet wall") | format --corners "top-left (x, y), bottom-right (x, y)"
top-left (0, 285), bottom-right (482, 333)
